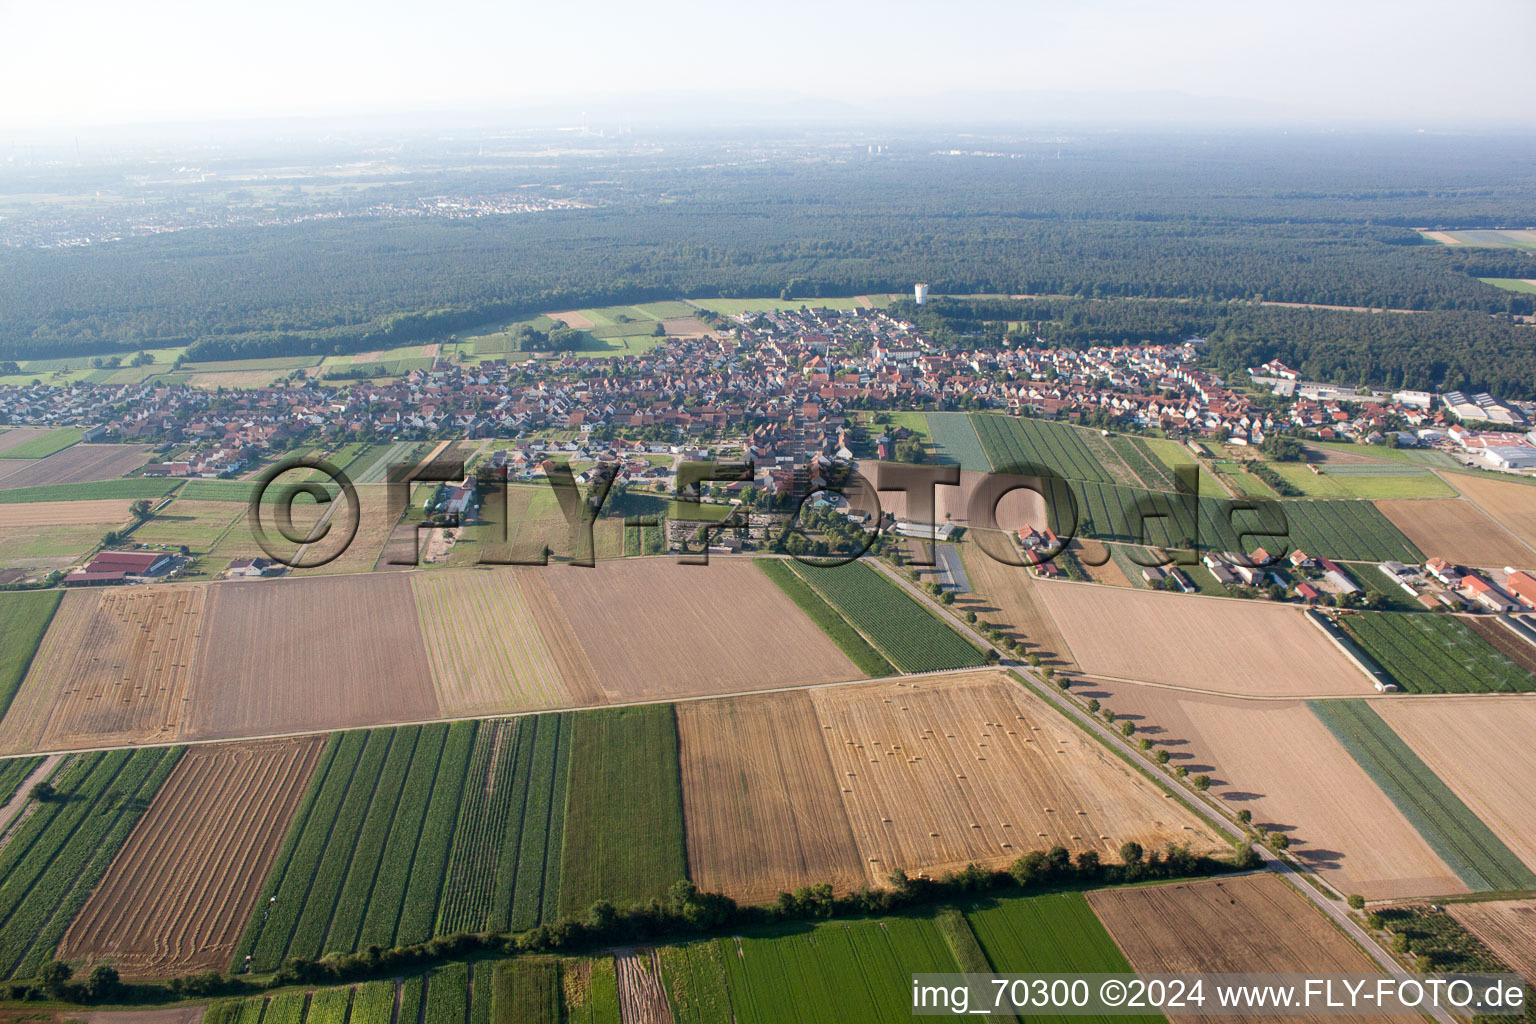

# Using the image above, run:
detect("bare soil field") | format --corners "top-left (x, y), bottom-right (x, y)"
top-left (183, 573), bottom-right (438, 740)
top-left (543, 558), bottom-right (862, 703)
top-left (1070, 538), bottom-right (1132, 586)
top-left (1447, 900), bottom-right (1536, 980)
top-left (862, 465), bottom-right (1046, 531)
top-left (1376, 498), bottom-right (1535, 568)
top-left (1090, 873), bottom-right (1410, 1024)
top-left (413, 568), bottom-right (602, 714)
top-left (1036, 581), bottom-right (1374, 696)
top-left (615, 949), bottom-right (674, 1024)
top-left (677, 691), bottom-right (866, 903)
top-left (1373, 696), bottom-right (1536, 875)
top-left (955, 539), bottom-right (1076, 671)
top-left (809, 671), bottom-right (1222, 886)
top-left (1083, 682), bottom-right (1465, 899)
top-left (0, 445), bottom-right (151, 490)
top-left (0, 499), bottom-right (135, 528)
top-left (551, 310), bottom-right (596, 329)
top-left (60, 736), bottom-right (325, 976)
top-left (0, 460), bottom-right (39, 484)
top-left (1446, 473), bottom-right (1536, 555)
top-left (1467, 619), bottom-right (1536, 674)
top-left (659, 316), bottom-right (712, 338)
top-left (0, 585), bottom-right (206, 754)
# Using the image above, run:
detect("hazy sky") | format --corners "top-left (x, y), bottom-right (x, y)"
top-left (3, 0), bottom-right (1533, 130)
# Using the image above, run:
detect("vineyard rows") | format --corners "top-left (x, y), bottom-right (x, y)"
top-left (1343, 613), bottom-right (1536, 694)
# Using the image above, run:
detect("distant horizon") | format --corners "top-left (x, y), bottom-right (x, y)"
top-left (3, 0), bottom-right (1533, 135)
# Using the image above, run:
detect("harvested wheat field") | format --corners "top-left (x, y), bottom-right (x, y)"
top-left (1373, 696), bottom-right (1536, 875)
top-left (270, 484), bottom-right (402, 575)
top-left (809, 671), bottom-right (1221, 887)
top-left (0, 585), bottom-right (205, 754)
top-left (1083, 682), bottom-right (1464, 899)
top-left (0, 500), bottom-right (135, 528)
top-left (677, 691), bottom-right (866, 903)
top-left (60, 736), bottom-right (325, 976)
top-left (184, 573), bottom-right (438, 740)
top-left (1447, 473), bottom-right (1536, 556)
top-left (1376, 498), bottom-right (1535, 569)
top-left (1448, 900), bottom-right (1536, 981)
top-left (551, 310), bottom-right (596, 329)
top-left (543, 558), bottom-right (862, 703)
top-left (0, 444), bottom-right (152, 489)
top-left (1037, 581), bottom-right (1373, 695)
top-left (863, 465), bottom-right (1046, 531)
top-left (955, 539), bottom-right (1075, 670)
top-left (1089, 873), bottom-right (1409, 1024)
top-left (413, 568), bottom-right (602, 714)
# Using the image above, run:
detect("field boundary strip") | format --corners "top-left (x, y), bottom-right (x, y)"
top-left (1308, 699), bottom-right (1536, 892)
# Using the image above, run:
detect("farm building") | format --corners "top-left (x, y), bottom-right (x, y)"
top-left (63, 549), bottom-right (175, 586)
top-left (1504, 569), bottom-right (1536, 609)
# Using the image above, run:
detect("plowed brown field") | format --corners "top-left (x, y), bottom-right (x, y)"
top-left (1037, 582), bottom-right (1373, 695)
top-left (1089, 873), bottom-right (1411, 1024)
top-left (0, 585), bottom-right (205, 754)
top-left (60, 736), bottom-right (324, 976)
top-left (184, 573), bottom-right (437, 740)
top-left (1447, 473), bottom-right (1536, 556)
top-left (1372, 696), bottom-right (1536, 876)
top-left (1376, 498), bottom-right (1535, 569)
top-left (1082, 682), bottom-right (1464, 899)
top-left (1447, 900), bottom-right (1536, 980)
top-left (677, 691), bottom-right (865, 903)
top-left (0, 444), bottom-right (151, 489)
top-left (809, 672), bottom-right (1221, 886)
top-left (543, 558), bottom-right (861, 702)
top-left (955, 540), bottom-right (1075, 670)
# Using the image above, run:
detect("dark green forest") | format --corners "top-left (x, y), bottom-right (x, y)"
top-left (2, 133), bottom-right (1534, 384)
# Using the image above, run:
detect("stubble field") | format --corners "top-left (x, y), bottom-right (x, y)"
top-left (676, 691), bottom-right (866, 903)
top-left (954, 539), bottom-right (1077, 671)
top-left (1037, 582), bottom-right (1374, 695)
top-left (412, 568), bottom-right (601, 714)
top-left (1083, 682), bottom-right (1464, 899)
top-left (184, 574), bottom-right (438, 740)
top-left (1371, 696), bottom-right (1536, 878)
top-left (0, 499), bottom-right (135, 528)
top-left (59, 736), bottom-right (326, 976)
top-left (543, 559), bottom-right (862, 703)
top-left (1088, 873), bottom-right (1413, 1024)
top-left (0, 585), bottom-right (206, 754)
top-left (1375, 497), bottom-right (1536, 568)
top-left (0, 445), bottom-right (152, 490)
top-left (1447, 900), bottom-right (1536, 982)
top-left (808, 672), bottom-right (1222, 886)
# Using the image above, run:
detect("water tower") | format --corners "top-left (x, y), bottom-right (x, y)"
top-left (914, 283), bottom-right (929, 305)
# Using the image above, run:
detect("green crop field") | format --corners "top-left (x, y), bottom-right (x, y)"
top-left (1341, 613), bottom-right (1536, 693)
top-left (0, 428), bottom-right (83, 460)
top-left (0, 479), bottom-right (178, 504)
top-left (1266, 462), bottom-right (1454, 500)
top-left (399, 975), bottom-right (424, 1024)
top-left (662, 941), bottom-right (735, 1024)
top-left (756, 558), bottom-right (895, 676)
top-left (787, 559), bottom-right (985, 672)
top-left (0, 758), bottom-right (42, 808)
top-left (0, 590), bottom-right (61, 721)
top-left (493, 958), bottom-right (562, 1024)
top-left (425, 962), bottom-right (469, 1024)
top-left (354, 980), bottom-right (397, 1024)
top-left (967, 892), bottom-right (1162, 1024)
top-left (306, 986), bottom-right (353, 1024)
top-left (972, 413), bottom-right (1120, 484)
top-left (438, 715), bottom-right (571, 934)
top-left (718, 917), bottom-right (961, 1023)
top-left (688, 296), bottom-right (863, 314)
top-left (0, 746), bottom-right (182, 980)
top-left (1107, 435), bottom-right (1171, 490)
top-left (559, 704), bottom-right (687, 917)
top-left (235, 722), bottom-right (487, 971)
top-left (1265, 498), bottom-right (1421, 563)
top-left (1480, 277), bottom-right (1536, 293)
top-left (925, 412), bottom-right (991, 471)
top-left (1309, 700), bottom-right (1536, 892)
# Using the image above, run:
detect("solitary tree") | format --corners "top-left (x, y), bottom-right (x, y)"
top-left (1236, 809), bottom-right (1253, 826)
top-left (1192, 774), bottom-right (1212, 791)
top-left (1347, 894), bottom-right (1366, 910)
